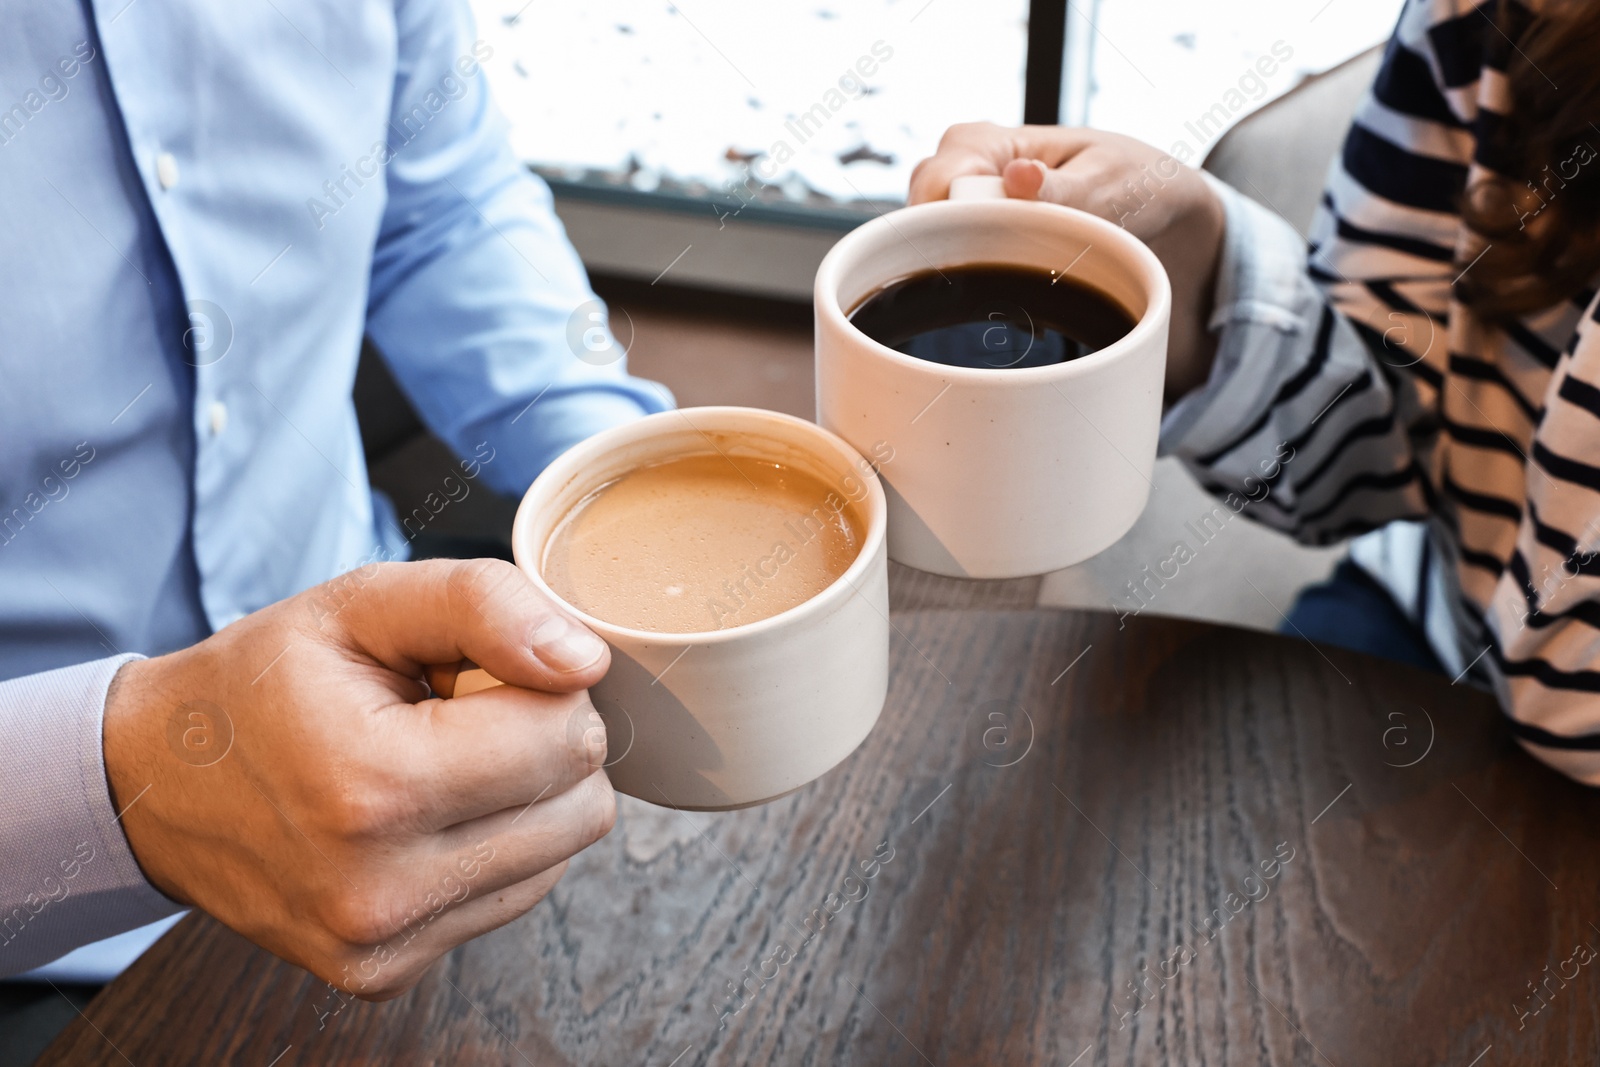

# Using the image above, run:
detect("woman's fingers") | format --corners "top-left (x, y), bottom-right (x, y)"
top-left (1001, 158), bottom-right (1049, 199)
top-left (907, 122), bottom-right (1104, 203)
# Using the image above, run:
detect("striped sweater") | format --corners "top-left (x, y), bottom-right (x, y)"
top-left (1159, 0), bottom-right (1600, 781)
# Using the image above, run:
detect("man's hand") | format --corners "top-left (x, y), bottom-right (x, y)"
top-left (102, 558), bottom-right (616, 1000)
top-left (909, 122), bottom-right (1228, 400)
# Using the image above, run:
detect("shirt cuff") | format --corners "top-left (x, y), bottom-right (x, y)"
top-left (1159, 172), bottom-right (1317, 460)
top-left (0, 655), bottom-right (183, 977)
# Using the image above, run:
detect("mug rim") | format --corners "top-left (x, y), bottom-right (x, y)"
top-left (511, 405), bottom-right (889, 647)
top-left (814, 197), bottom-right (1172, 384)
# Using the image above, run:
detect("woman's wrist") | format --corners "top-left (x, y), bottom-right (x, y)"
top-left (1159, 174), bottom-right (1227, 403)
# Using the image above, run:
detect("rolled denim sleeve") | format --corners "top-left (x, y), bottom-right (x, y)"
top-left (1158, 173), bottom-right (1317, 459)
top-left (0, 655), bottom-right (181, 977)
top-left (1156, 173), bottom-right (1432, 546)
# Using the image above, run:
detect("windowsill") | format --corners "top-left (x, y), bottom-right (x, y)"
top-left (546, 174), bottom-right (877, 301)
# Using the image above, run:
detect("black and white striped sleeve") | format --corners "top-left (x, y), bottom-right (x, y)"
top-left (1492, 300), bottom-right (1600, 782)
top-left (1159, 0), bottom-right (1466, 548)
top-left (1157, 176), bottom-right (1439, 547)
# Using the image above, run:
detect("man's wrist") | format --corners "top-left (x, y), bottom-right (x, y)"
top-left (100, 654), bottom-right (191, 906)
top-left (102, 657), bottom-right (150, 819)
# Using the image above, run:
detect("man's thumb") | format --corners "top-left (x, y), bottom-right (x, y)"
top-left (326, 558), bottom-right (608, 694)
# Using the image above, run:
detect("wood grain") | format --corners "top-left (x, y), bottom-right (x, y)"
top-left (887, 561), bottom-right (1044, 611)
top-left (39, 609), bottom-right (1600, 1066)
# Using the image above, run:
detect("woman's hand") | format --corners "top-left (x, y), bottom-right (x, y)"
top-left (909, 122), bottom-right (1228, 399)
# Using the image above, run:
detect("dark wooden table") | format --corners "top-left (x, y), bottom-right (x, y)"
top-left (39, 606), bottom-right (1600, 1066)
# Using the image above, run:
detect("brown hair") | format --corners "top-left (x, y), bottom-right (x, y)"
top-left (1456, 0), bottom-right (1600, 320)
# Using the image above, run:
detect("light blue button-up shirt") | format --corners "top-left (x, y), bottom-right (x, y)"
top-left (0, 0), bottom-right (668, 976)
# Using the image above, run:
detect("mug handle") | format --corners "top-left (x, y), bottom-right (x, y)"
top-left (424, 659), bottom-right (504, 698)
top-left (948, 174), bottom-right (1007, 200)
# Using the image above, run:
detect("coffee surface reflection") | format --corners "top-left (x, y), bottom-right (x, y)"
top-left (848, 263), bottom-right (1136, 369)
top-left (543, 452), bottom-right (863, 633)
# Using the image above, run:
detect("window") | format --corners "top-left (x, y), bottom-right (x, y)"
top-left (467, 0), bottom-right (1400, 296)
top-left (1071, 0), bottom-right (1399, 152)
top-left (471, 0), bottom-right (1029, 214)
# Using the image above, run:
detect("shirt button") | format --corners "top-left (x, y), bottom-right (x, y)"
top-left (208, 401), bottom-right (228, 436)
top-left (156, 152), bottom-right (180, 190)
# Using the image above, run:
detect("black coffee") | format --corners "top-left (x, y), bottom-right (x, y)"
top-left (848, 263), bottom-right (1136, 370)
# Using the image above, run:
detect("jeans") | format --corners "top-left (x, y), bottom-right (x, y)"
top-left (1281, 559), bottom-right (1444, 675)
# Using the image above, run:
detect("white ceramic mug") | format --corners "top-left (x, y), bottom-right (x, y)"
top-left (814, 175), bottom-right (1171, 579)
top-left (510, 406), bottom-right (890, 811)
